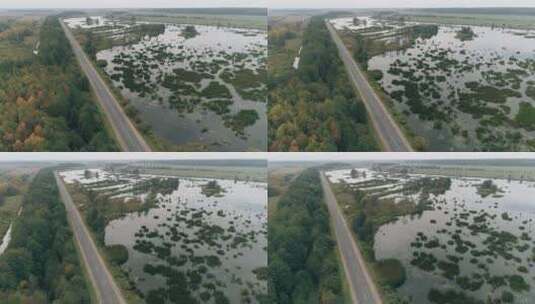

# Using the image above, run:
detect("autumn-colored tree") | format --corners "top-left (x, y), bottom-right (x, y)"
top-left (0, 17), bottom-right (117, 151)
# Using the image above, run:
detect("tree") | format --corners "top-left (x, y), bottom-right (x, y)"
top-left (0, 168), bottom-right (91, 301)
top-left (84, 31), bottom-right (97, 60)
top-left (269, 169), bottom-right (344, 302)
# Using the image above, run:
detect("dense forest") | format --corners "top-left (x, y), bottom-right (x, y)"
top-left (0, 16), bottom-right (117, 151)
top-left (268, 16), bottom-right (377, 151)
top-left (269, 168), bottom-right (345, 303)
top-left (0, 167), bottom-right (91, 303)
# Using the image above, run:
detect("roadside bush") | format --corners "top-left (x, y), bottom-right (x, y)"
top-left (106, 244), bottom-right (129, 266)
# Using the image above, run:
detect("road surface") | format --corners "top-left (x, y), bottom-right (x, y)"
top-left (325, 21), bottom-right (413, 152)
top-left (320, 172), bottom-right (383, 304)
top-left (60, 20), bottom-right (151, 152)
top-left (55, 173), bottom-right (127, 304)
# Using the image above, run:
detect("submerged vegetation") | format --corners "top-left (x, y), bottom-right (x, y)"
top-left (333, 13), bottom-right (535, 151)
top-left (69, 12), bottom-right (267, 150)
top-left (63, 167), bottom-right (267, 303)
top-left (201, 180), bottom-right (226, 197)
top-left (269, 168), bottom-right (345, 303)
top-left (328, 166), bottom-right (535, 303)
top-left (456, 26), bottom-right (477, 41)
top-left (476, 179), bottom-right (502, 197)
top-left (331, 172), bottom-right (454, 302)
top-left (182, 25), bottom-right (199, 39)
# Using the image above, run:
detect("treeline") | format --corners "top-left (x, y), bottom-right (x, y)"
top-left (0, 16), bottom-right (117, 151)
top-left (351, 177), bottom-right (451, 254)
top-left (268, 16), bottom-right (377, 151)
top-left (83, 178), bottom-right (168, 244)
top-left (353, 24), bottom-right (438, 69)
top-left (84, 23), bottom-right (165, 61)
top-left (269, 168), bottom-right (344, 303)
top-left (418, 7), bottom-right (535, 16)
top-left (0, 168), bottom-right (91, 303)
top-left (133, 177), bottom-right (179, 196)
top-left (404, 176), bottom-right (451, 196)
top-left (147, 8), bottom-right (267, 16)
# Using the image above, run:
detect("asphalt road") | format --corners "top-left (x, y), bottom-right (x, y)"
top-left (60, 20), bottom-right (151, 152)
top-left (325, 21), bottom-right (413, 152)
top-left (320, 172), bottom-right (383, 304)
top-left (55, 173), bottom-right (127, 304)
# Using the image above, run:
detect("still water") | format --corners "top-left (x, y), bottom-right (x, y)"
top-left (328, 168), bottom-right (535, 304)
top-left (61, 169), bottom-right (268, 303)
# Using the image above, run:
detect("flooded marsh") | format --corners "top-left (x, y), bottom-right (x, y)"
top-left (65, 16), bottom-right (267, 151)
top-left (327, 167), bottom-right (535, 304)
top-left (60, 168), bottom-right (268, 303)
top-left (331, 16), bottom-right (535, 151)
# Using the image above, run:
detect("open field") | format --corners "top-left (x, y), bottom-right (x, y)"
top-left (0, 16), bottom-right (40, 61)
top-left (133, 14), bottom-right (266, 30)
top-left (401, 8), bottom-right (535, 30)
top-left (267, 15), bottom-right (306, 81)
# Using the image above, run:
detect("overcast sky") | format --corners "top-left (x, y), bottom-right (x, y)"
top-left (0, 152), bottom-right (267, 162)
top-left (1, 0), bottom-right (532, 9)
top-left (0, 0), bottom-right (266, 9)
top-left (269, 152), bottom-right (535, 162)
top-left (269, 0), bottom-right (535, 9)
